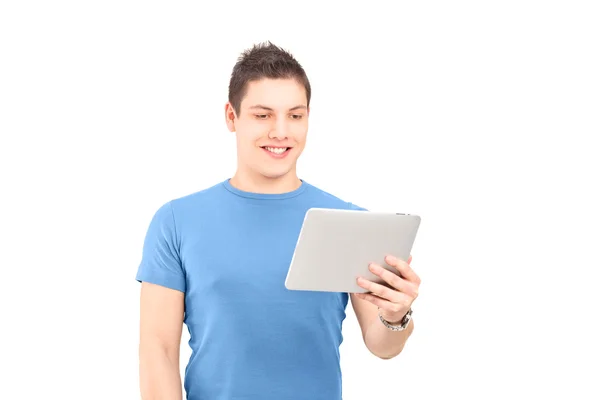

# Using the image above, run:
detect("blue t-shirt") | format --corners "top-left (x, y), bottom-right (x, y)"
top-left (136, 178), bottom-right (364, 400)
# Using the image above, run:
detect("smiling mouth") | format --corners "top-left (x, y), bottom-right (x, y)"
top-left (261, 146), bottom-right (291, 155)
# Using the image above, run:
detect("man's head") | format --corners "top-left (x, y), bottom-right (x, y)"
top-left (225, 42), bottom-right (311, 183)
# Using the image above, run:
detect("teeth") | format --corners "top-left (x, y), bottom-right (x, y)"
top-left (265, 147), bottom-right (287, 154)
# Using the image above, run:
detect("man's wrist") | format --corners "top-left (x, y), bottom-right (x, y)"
top-left (378, 308), bottom-right (412, 331)
top-left (379, 308), bottom-right (410, 324)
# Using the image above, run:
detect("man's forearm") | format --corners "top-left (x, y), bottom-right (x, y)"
top-left (364, 316), bottom-right (414, 360)
top-left (139, 345), bottom-right (182, 400)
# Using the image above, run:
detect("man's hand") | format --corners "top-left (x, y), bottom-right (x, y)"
top-left (355, 255), bottom-right (420, 323)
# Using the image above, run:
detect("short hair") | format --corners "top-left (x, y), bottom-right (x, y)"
top-left (228, 41), bottom-right (311, 116)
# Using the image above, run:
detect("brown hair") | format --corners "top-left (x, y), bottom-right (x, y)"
top-left (228, 41), bottom-right (311, 116)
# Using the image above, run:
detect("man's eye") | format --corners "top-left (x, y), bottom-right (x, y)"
top-left (255, 114), bottom-right (269, 119)
top-left (291, 114), bottom-right (303, 120)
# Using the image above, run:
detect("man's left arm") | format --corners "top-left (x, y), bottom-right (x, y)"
top-left (351, 255), bottom-right (420, 360)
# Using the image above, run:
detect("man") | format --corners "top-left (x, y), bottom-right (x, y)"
top-left (136, 41), bottom-right (421, 400)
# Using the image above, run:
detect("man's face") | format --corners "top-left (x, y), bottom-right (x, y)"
top-left (225, 78), bottom-right (309, 180)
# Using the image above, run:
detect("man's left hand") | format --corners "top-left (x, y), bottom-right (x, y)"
top-left (355, 255), bottom-right (421, 323)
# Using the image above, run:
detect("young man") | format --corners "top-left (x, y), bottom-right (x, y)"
top-left (136, 42), bottom-right (421, 400)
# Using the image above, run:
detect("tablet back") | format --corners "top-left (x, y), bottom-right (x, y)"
top-left (284, 208), bottom-right (421, 293)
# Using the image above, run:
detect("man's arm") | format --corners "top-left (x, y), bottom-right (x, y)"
top-left (351, 255), bottom-right (420, 359)
top-left (139, 282), bottom-right (185, 399)
top-left (351, 293), bottom-right (414, 359)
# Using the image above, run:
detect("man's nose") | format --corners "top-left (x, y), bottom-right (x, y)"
top-left (269, 118), bottom-right (290, 139)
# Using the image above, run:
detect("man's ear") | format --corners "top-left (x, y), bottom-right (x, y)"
top-left (224, 102), bottom-right (237, 132)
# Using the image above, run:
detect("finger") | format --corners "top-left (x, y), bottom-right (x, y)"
top-left (356, 276), bottom-right (401, 303)
top-left (385, 255), bottom-right (420, 284)
top-left (408, 254), bottom-right (412, 264)
top-left (355, 293), bottom-right (394, 312)
top-left (355, 293), bottom-right (406, 314)
top-left (368, 262), bottom-right (413, 294)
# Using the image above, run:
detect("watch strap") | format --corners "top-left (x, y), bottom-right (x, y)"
top-left (378, 307), bottom-right (412, 331)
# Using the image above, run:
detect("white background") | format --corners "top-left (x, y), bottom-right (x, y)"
top-left (1, 1), bottom-right (599, 399)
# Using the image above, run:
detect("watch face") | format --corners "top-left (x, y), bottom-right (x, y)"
top-left (400, 309), bottom-right (412, 327)
top-left (401, 316), bottom-right (410, 327)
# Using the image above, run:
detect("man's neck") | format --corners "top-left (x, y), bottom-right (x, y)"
top-left (229, 169), bottom-right (302, 194)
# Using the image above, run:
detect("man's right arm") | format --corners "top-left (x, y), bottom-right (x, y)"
top-left (139, 281), bottom-right (185, 400)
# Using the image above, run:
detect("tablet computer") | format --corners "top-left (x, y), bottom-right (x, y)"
top-left (284, 208), bottom-right (421, 293)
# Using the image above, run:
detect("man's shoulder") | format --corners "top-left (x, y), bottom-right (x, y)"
top-left (171, 180), bottom-right (226, 205)
top-left (147, 180), bottom-right (228, 221)
top-left (303, 181), bottom-right (367, 211)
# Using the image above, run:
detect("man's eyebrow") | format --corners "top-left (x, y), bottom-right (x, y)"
top-left (248, 105), bottom-right (274, 111)
top-left (289, 105), bottom-right (307, 111)
top-left (248, 104), bottom-right (307, 111)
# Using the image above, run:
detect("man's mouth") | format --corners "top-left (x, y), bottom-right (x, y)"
top-left (262, 146), bottom-right (290, 155)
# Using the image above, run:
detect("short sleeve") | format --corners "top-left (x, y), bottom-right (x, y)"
top-left (348, 202), bottom-right (368, 211)
top-left (135, 201), bottom-right (186, 292)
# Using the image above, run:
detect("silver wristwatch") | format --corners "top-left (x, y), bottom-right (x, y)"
top-left (379, 308), bottom-right (412, 331)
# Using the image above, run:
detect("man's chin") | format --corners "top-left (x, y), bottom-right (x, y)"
top-left (260, 167), bottom-right (295, 180)
top-left (262, 171), bottom-right (292, 180)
